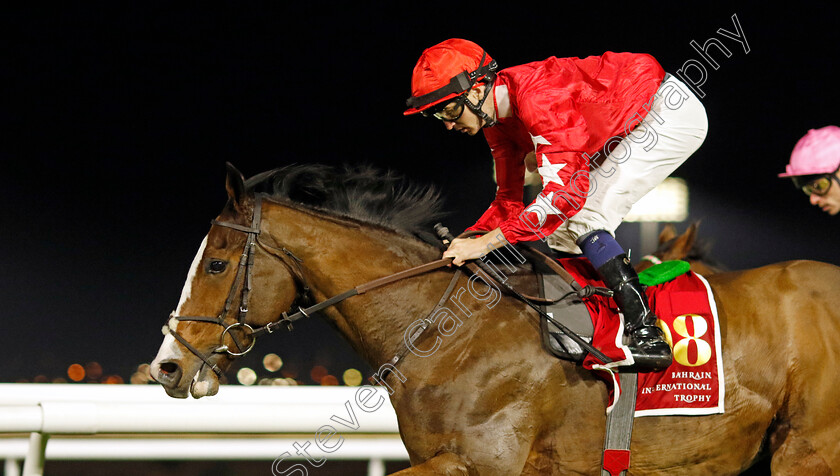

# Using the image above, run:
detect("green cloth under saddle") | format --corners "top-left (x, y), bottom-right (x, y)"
top-left (638, 260), bottom-right (691, 286)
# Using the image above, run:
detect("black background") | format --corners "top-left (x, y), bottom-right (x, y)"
top-left (2, 3), bottom-right (839, 392)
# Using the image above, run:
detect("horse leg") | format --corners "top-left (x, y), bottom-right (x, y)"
top-left (388, 453), bottom-right (474, 475)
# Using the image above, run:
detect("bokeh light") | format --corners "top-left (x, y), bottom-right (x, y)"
top-left (320, 375), bottom-right (339, 386)
top-left (85, 362), bottom-right (103, 381)
top-left (263, 353), bottom-right (283, 372)
top-left (237, 367), bottom-right (257, 386)
top-left (309, 365), bottom-right (328, 383)
top-left (103, 375), bottom-right (124, 384)
top-left (342, 368), bottom-right (363, 386)
top-left (67, 364), bottom-right (85, 382)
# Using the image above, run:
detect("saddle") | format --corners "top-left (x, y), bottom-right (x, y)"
top-left (534, 258), bottom-right (595, 362)
top-left (533, 255), bottom-right (692, 363)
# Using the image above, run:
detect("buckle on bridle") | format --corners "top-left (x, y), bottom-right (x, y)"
top-left (218, 322), bottom-right (256, 356)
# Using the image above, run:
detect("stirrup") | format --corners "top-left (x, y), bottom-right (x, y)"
top-left (623, 325), bottom-right (672, 373)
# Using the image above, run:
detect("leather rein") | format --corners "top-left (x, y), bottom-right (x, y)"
top-left (163, 192), bottom-right (610, 379)
top-left (162, 193), bottom-right (454, 377)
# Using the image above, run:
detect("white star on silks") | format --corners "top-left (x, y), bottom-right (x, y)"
top-left (530, 134), bottom-right (551, 149)
top-left (529, 134), bottom-right (568, 186)
top-left (537, 154), bottom-right (567, 186)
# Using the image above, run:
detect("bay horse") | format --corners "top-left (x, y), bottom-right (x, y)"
top-left (150, 164), bottom-right (840, 475)
top-left (636, 223), bottom-right (725, 276)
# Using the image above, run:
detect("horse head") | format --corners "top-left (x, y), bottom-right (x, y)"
top-left (638, 221), bottom-right (725, 275)
top-left (150, 163), bottom-right (303, 398)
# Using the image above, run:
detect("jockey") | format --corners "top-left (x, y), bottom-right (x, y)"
top-left (780, 126), bottom-right (840, 215)
top-left (404, 39), bottom-right (708, 372)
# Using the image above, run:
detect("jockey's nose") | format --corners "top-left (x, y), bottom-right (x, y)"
top-left (443, 121), bottom-right (457, 131)
top-left (810, 194), bottom-right (822, 206)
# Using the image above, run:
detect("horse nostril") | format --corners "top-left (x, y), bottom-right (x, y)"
top-left (159, 361), bottom-right (180, 375)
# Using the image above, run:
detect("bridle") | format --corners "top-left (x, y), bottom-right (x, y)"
top-left (162, 193), bottom-right (454, 377)
top-left (162, 192), bottom-right (614, 381)
top-left (163, 193), bottom-right (315, 377)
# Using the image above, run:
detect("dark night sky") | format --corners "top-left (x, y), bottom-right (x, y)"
top-left (2, 4), bottom-right (839, 383)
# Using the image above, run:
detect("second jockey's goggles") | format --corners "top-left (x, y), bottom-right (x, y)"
top-left (792, 166), bottom-right (840, 196)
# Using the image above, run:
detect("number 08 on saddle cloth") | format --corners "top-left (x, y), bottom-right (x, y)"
top-left (559, 258), bottom-right (725, 416)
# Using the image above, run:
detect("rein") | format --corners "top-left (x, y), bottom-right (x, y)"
top-left (165, 192), bottom-right (611, 381)
top-left (163, 193), bottom-right (454, 377)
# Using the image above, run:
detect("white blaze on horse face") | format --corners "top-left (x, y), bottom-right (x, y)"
top-left (153, 235), bottom-right (209, 365)
top-left (175, 235), bottom-right (209, 316)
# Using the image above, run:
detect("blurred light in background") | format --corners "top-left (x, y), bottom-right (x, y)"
top-left (67, 364), bottom-right (85, 382)
top-left (131, 363), bottom-right (152, 384)
top-left (309, 365), bottom-right (328, 383)
top-left (236, 367), bottom-right (257, 386)
top-left (342, 368), bottom-right (363, 386)
top-left (85, 362), bottom-right (103, 381)
top-left (263, 353), bottom-right (283, 372)
top-left (624, 178), bottom-right (689, 222)
top-left (623, 177), bottom-right (690, 255)
top-left (320, 375), bottom-right (338, 386)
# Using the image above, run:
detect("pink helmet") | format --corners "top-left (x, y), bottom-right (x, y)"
top-left (779, 126), bottom-right (840, 177)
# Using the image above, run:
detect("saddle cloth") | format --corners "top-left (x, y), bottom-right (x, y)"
top-left (540, 258), bottom-right (725, 417)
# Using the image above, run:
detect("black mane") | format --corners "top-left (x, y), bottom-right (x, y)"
top-left (243, 164), bottom-right (446, 236)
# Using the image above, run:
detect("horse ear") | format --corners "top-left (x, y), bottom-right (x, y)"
top-left (684, 221), bottom-right (700, 246)
top-left (225, 162), bottom-right (246, 206)
top-left (670, 222), bottom-right (699, 256)
top-left (659, 224), bottom-right (677, 244)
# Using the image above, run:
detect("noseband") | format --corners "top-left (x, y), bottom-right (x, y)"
top-left (162, 193), bottom-right (454, 379)
top-left (163, 193), bottom-right (312, 377)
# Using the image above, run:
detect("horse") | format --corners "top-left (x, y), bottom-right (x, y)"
top-left (150, 164), bottom-right (840, 475)
top-left (636, 222), bottom-right (726, 276)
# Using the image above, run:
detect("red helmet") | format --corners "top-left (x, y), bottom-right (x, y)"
top-left (404, 39), bottom-right (498, 116)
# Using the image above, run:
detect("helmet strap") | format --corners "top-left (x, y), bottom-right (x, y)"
top-left (465, 79), bottom-right (497, 128)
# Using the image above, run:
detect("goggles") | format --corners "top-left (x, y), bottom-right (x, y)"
top-left (792, 167), bottom-right (840, 196)
top-left (421, 94), bottom-right (467, 122)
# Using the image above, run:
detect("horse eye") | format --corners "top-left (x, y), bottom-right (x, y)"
top-left (207, 260), bottom-right (227, 274)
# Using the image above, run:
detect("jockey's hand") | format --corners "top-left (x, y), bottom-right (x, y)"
top-left (524, 152), bottom-right (538, 172)
top-left (442, 228), bottom-right (508, 266)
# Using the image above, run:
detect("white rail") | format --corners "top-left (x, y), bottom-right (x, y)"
top-left (0, 384), bottom-right (409, 476)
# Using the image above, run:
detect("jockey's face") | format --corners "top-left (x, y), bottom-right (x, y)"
top-left (808, 170), bottom-right (840, 215)
top-left (440, 85), bottom-right (494, 136)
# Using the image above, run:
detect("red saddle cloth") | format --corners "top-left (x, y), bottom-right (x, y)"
top-left (558, 258), bottom-right (725, 416)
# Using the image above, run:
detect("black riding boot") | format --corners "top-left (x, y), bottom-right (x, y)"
top-left (597, 254), bottom-right (673, 372)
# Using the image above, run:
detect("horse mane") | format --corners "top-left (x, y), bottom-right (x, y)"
top-left (243, 164), bottom-right (447, 238)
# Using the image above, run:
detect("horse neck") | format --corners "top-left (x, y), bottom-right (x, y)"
top-left (262, 201), bottom-right (448, 366)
